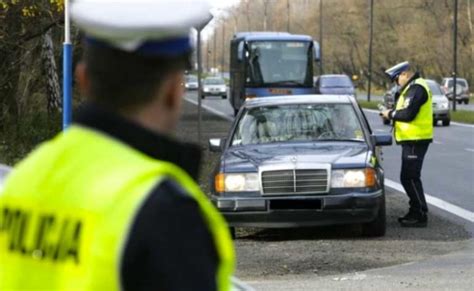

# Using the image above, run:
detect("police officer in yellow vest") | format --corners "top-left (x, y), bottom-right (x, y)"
top-left (0, 0), bottom-right (235, 290)
top-left (381, 61), bottom-right (433, 227)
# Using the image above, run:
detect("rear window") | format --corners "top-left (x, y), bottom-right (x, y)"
top-left (447, 79), bottom-right (467, 88)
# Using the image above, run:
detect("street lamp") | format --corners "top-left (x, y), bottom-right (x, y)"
top-left (452, 0), bottom-right (458, 112)
top-left (367, 0), bottom-right (374, 102)
top-left (195, 14), bottom-right (214, 144)
top-left (319, 0), bottom-right (323, 74)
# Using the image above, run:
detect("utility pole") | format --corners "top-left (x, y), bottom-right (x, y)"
top-left (222, 20), bottom-right (226, 77)
top-left (213, 26), bottom-right (217, 73)
top-left (263, 0), bottom-right (269, 31)
top-left (367, 0), bottom-right (374, 102)
top-left (287, 0), bottom-right (290, 32)
top-left (452, 0), bottom-right (458, 111)
top-left (319, 0), bottom-right (323, 74)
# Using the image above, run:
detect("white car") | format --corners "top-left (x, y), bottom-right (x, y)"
top-left (185, 75), bottom-right (198, 90)
top-left (202, 77), bottom-right (227, 99)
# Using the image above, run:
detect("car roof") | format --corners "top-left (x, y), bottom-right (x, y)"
top-left (244, 95), bottom-right (354, 108)
top-left (234, 32), bottom-right (312, 42)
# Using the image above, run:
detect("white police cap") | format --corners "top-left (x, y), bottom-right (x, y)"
top-left (71, 0), bottom-right (212, 56)
top-left (385, 61), bottom-right (410, 82)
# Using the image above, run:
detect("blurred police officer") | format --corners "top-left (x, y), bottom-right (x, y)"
top-left (381, 61), bottom-right (433, 227)
top-left (0, 1), bottom-right (235, 290)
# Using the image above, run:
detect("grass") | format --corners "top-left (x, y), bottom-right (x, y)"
top-left (357, 100), bottom-right (474, 124)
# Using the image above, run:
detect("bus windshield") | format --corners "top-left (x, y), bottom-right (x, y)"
top-left (246, 41), bottom-right (312, 87)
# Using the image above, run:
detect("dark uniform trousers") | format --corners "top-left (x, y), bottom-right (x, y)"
top-left (400, 143), bottom-right (429, 214)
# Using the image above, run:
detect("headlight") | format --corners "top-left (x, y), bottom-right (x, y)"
top-left (438, 102), bottom-right (449, 109)
top-left (215, 173), bottom-right (260, 192)
top-left (331, 168), bottom-right (376, 188)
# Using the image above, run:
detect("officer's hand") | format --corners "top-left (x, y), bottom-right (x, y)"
top-left (381, 110), bottom-right (391, 119)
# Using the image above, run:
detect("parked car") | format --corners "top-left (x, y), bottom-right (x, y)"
top-left (427, 79), bottom-right (450, 126)
top-left (208, 95), bottom-right (392, 237)
top-left (381, 80), bottom-right (451, 126)
top-left (202, 77), bottom-right (227, 99)
top-left (441, 77), bottom-right (470, 104)
top-left (315, 74), bottom-right (356, 98)
top-left (184, 74), bottom-right (198, 90)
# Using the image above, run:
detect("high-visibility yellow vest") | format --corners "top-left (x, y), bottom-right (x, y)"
top-left (0, 126), bottom-right (235, 291)
top-left (394, 78), bottom-right (433, 142)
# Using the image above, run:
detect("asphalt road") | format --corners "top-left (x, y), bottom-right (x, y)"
top-left (184, 91), bottom-right (474, 223)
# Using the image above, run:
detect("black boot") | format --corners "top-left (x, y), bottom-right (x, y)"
top-left (399, 212), bottom-right (427, 227)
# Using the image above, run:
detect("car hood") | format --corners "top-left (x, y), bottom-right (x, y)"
top-left (223, 143), bottom-right (369, 172)
top-left (432, 94), bottom-right (448, 102)
top-left (319, 87), bottom-right (354, 95)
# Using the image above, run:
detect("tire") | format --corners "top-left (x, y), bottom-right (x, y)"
top-left (229, 227), bottom-right (236, 240)
top-left (361, 196), bottom-right (386, 237)
top-left (458, 100), bottom-right (462, 104)
top-left (201, 95), bottom-right (205, 99)
top-left (442, 119), bottom-right (451, 126)
top-left (433, 119), bottom-right (438, 126)
top-left (383, 118), bottom-right (390, 125)
top-left (221, 95), bottom-right (227, 99)
top-left (464, 99), bottom-right (469, 105)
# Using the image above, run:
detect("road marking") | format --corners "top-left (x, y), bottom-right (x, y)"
top-left (385, 179), bottom-right (474, 223)
top-left (363, 109), bottom-right (474, 128)
top-left (465, 148), bottom-right (474, 152)
top-left (433, 141), bottom-right (443, 145)
top-left (184, 97), bottom-right (233, 121)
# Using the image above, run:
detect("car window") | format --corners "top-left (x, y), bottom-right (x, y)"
top-left (447, 79), bottom-right (467, 88)
top-left (231, 104), bottom-right (364, 146)
top-left (320, 76), bottom-right (353, 88)
top-left (204, 78), bottom-right (225, 85)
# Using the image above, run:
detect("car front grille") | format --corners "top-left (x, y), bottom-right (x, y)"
top-left (261, 169), bottom-right (329, 195)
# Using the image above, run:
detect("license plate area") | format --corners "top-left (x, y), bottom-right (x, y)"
top-left (269, 199), bottom-right (322, 210)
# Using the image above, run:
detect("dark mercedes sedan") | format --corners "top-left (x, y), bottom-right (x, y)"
top-left (209, 95), bottom-right (392, 237)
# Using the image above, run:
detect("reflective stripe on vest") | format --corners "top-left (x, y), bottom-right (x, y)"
top-left (0, 126), bottom-right (235, 290)
top-left (394, 78), bottom-right (433, 142)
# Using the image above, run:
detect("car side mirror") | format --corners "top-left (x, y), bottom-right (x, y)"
top-left (372, 134), bottom-right (392, 146)
top-left (209, 138), bottom-right (226, 152)
top-left (313, 41), bottom-right (320, 62)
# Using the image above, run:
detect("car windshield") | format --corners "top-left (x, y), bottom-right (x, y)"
top-left (320, 76), bottom-right (353, 88)
top-left (231, 104), bottom-right (365, 146)
top-left (427, 81), bottom-right (443, 95)
top-left (186, 75), bottom-right (197, 82)
top-left (246, 41), bottom-right (312, 87)
top-left (204, 78), bottom-right (225, 85)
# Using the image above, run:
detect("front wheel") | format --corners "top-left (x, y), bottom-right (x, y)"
top-left (221, 95), bottom-right (227, 99)
top-left (229, 227), bottom-right (236, 240)
top-left (442, 119), bottom-right (451, 126)
top-left (464, 99), bottom-right (469, 104)
top-left (361, 196), bottom-right (386, 237)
